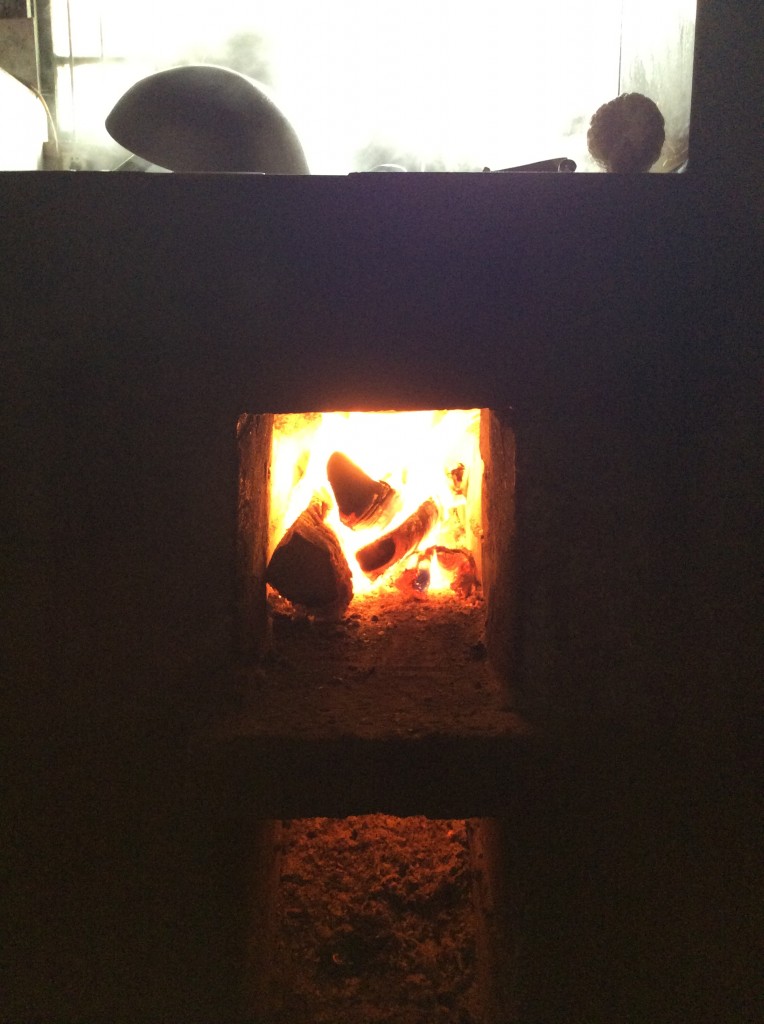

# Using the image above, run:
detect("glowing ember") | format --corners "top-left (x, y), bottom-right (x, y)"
top-left (268, 410), bottom-right (483, 604)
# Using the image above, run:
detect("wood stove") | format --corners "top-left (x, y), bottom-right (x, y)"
top-left (168, 165), bottom-right (728, 1022)
top-left (4, 7), bottom-right (761, 1012)
top-left (189, 400), bottom-right (528, 1020)
top-left (224, 405), bottom-right (525, 784)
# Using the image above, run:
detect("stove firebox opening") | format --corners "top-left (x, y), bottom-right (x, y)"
top-left (249, 815), bottom-right (509, 1023)
top-left (236, 408), bottom-right (517, 702)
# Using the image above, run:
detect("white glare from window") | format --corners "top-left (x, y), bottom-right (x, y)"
top-left (50, 0), bottom-right (695, 173)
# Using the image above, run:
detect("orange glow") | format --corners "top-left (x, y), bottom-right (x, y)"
top-left (269, 410), bottom-right (483, 601)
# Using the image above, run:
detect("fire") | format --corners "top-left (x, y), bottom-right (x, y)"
top-left (268, 410), bottom-right (483, 607)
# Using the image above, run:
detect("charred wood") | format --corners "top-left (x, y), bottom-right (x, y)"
top-left (266, 499), bottom-right (353, 615)
top-left (356, 499), bottom-right (439, 580)
top-left (393, 546), bottom-right (479, 599)
top-left (326, 451), bottom-right (400, 530)
top-left (431, 546), bottom-right (480, 597)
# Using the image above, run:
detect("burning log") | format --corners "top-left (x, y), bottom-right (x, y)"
top-left (393, 546), bottom-right (479, 599)
top-left (326, 451), bottom-right (400, 530)
top-left (266, 498), bottom-right (353, 615)
top-left (356, 499), bottom-right (439, 580)
top-left (432, 546), bottom-right (479, 598)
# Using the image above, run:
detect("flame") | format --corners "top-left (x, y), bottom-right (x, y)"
top-left (269, 410), bottom-right (482, 599)
top-left (428, 549), bottom-right (452, 593)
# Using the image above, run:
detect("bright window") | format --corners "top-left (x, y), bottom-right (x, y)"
top-left (48, 0), bottom-right (695, 172)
